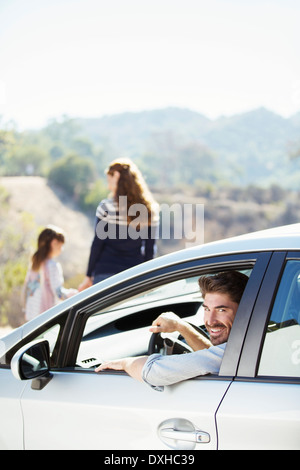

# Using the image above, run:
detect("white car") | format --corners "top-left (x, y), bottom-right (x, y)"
top-left (0, 224), bottom-right (300, 450)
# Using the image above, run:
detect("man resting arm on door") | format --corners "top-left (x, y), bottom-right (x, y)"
top-left (95, 271), bottom-right (248, 389)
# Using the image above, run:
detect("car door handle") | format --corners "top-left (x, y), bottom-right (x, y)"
top-left (160, 427), bottom-right (210, 443)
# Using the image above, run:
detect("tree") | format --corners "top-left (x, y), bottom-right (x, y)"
top-left (81, 179), bottom-right (108, 214)
top-left (5, 145), bottom-right (49, 175)
top-left (289, 141), bottom-right (300, 160)
top-left (48, 153), bottom-right (97, 200)
top-left (43, 116), bottom-right (81, 147)
top-left (0, 185), bottom-right (38, 326)
top-left (0, 126), bottom-right (17, 175)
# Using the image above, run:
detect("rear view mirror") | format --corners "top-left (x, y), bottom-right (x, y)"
top-left (11, 339), bottom-right (52, 390)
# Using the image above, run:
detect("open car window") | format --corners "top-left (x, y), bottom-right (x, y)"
top-left (95, 275), bottom-right (203, 314)
top-left (76, 276), bottom-right (203, 368)
top-left (76, 269), bottom-right (252, 370)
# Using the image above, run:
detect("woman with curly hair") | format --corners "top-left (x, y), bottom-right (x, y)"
top-left (79, 159), bottom-right (159, 290)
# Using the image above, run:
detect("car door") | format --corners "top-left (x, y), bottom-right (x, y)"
top-left (0, 368), bottom-right (25, 449)
top-left (18, 253), bottom-right (270, 450)
top-left (216, 252), bottom-right (300, 450)
top-left (20, 371), bottom-right (231, 450)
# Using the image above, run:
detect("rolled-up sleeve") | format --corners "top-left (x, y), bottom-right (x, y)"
top-left (142, 343), bottom-right (226, 391)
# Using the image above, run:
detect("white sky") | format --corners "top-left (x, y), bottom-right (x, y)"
top-left (0, 0), bottom-right (299, 130)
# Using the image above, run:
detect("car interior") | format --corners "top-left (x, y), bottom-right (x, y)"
top-left (76, 275), bottom-right (205, 368)
top-left (75, 269), bottom-right (252, 370)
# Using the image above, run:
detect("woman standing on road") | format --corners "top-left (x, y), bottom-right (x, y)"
top-left (79, 158), bottom-right (159, 290)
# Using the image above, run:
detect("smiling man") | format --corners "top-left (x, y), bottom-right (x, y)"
top-left (96, 271), bottom-right (248, 390)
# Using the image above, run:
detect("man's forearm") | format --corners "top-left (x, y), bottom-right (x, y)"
top-left (177, 322), bottom-right (211, 351)
top-left (122, 356), bottom-right (148, 381)
top-left (95, 356), bottom-right (148, 381)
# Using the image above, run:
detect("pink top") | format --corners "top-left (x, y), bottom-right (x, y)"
top-left (24, 259), bottom-right (77, 321)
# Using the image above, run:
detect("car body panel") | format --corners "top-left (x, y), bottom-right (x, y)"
top-left (217, 381), bottom-right (300, 450)
top-left (0, 369), bottom-right (26, 450)
top-left (20, 371), bottom-right (231, 450)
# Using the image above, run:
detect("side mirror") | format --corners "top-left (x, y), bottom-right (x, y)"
top-left (11, 339), bottom-right (53, 390)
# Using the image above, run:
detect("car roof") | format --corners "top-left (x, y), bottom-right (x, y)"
top-left (138, 222), bottom-right (300, 272)
top-left (28, 222), bottom-right (300, 306)
top-left (61, 222), bottom-right (300, 299)
top-left (176, 222), bottom-right (300, 261)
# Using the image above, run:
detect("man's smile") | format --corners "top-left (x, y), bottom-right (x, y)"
top-left (207, 324), bottom-right (226, 342)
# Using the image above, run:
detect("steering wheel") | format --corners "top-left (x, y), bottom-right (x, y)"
top-left (147, 323), bottom-right (210, 356)
top-left (148, 332), bottom-right (193, 355)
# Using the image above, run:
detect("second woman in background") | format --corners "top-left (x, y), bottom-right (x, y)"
top-left (79, 159), bottom-right (159, 290)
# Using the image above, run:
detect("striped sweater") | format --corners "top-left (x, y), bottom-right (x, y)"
top-left (86, 198), bottom-right (159, 278)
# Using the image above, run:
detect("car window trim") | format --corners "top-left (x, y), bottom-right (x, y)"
top-left (236, 251), bottom-right (288, 378)
top-left (219, 251), bottom-right (272, 377)
top-left (3, 311), bottom-right (69, 368)
top-left (234, 375), bottom-right (300, 385)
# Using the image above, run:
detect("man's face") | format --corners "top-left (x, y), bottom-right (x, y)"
top-left (203, 292), bottom-right (239, 346)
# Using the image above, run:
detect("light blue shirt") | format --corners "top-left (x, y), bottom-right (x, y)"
top-left (142, 343), bottom-right (226, 391)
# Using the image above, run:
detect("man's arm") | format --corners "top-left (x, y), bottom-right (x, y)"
top-left (149, 312), bottom-right (212, 351)
top-left (95, 356), bottom-right (148, 381)
top-left (95, 345), bottom-right (226, 389)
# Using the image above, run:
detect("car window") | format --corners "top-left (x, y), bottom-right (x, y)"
top-left (2, 312), bottom-right (67, 367)
top-left (36, 323), bottom-right (61, 355)
top-left (94, 275), bottom-right (203, 314)
top-left (258, 260), bottom-right (300, 378)
top-left (76, 276), bottom-right (204, 368)
top-left (76, 269), bottom-right (252, 369)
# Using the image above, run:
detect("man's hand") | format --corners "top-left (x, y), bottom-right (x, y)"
top-left (150, 311), bottom-right (212, 351)
top-left (95, 359), bottom-right (126, 372)
top-left (149, 312), bottom-right (183, 334)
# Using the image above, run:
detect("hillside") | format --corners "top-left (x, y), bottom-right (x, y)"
top-left (1, 176), bottom-right (94, 278)
top-left (76, 107), bottom-right (300, 187)
top-left (2, 176), bottom-right (299, 263)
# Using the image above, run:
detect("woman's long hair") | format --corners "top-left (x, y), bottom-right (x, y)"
top-left (31, 225), bottom-right (65, 271)
top-left (106, 159), bottom-right (158, 225)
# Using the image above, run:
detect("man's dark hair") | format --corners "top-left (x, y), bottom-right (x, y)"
top-left (198, 271), bottom-right (248, 304)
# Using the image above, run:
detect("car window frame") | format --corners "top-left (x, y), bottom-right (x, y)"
top-left (2, 310), bottom-right (70, 368)
top-left (61, 251), bottom-right (272, 379)
top-left (236, 251), bottom-right (300, 384)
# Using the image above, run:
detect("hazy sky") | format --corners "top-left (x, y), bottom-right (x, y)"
top-left (1, 0), bottom-right (299, 129)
